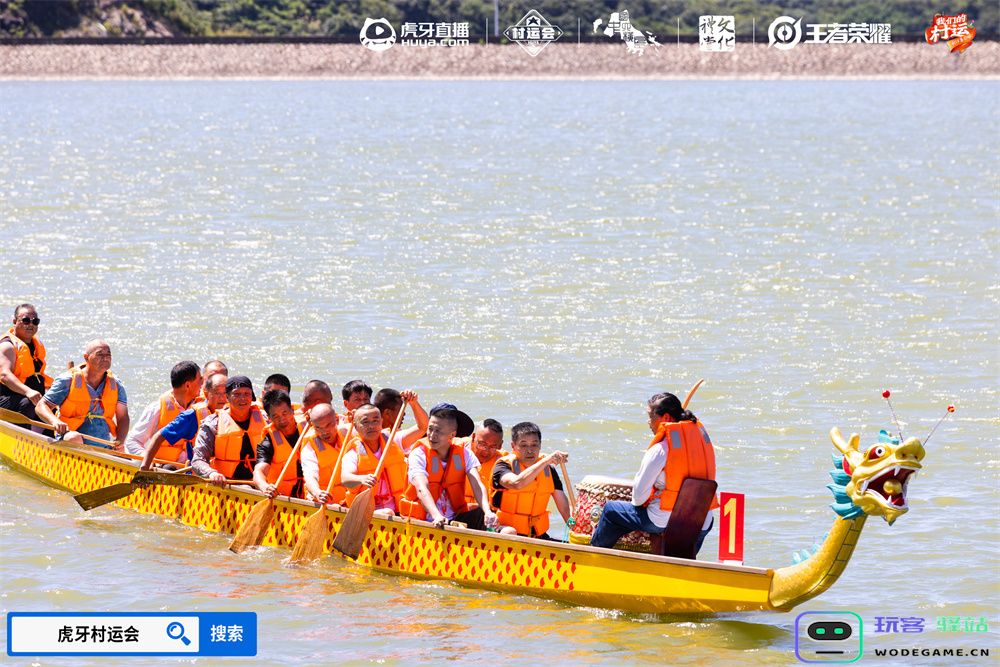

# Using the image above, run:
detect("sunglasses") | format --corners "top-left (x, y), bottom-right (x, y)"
top-left (18, 317), bottom-right (40, 325)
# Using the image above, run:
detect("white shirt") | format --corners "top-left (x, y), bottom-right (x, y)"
top-left (342, 439), bottom-right (397, 511)
top-left (632, 442), bottom-right (713, 530)
top-left (299, 434), bottom-right (339, 499)
top-left (123, 398), bottom-right (175, 458)
top-left (407, 444), bottom-right (479, 520)
top-left (381, 428), bottom-right (407, 451)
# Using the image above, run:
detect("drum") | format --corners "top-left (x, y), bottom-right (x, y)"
top-left (568, 475), bottom-right (652, 553)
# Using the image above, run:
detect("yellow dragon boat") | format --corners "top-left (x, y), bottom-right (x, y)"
top-left (0, 419), bottom-right (925, 614)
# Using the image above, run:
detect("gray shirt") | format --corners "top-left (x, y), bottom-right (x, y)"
top-left (191, 413), bottom-right (220, 478)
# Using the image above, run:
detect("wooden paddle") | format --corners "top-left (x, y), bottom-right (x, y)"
top-left (289, 421), bottom-right (355, 564)
top-left (73, 471), bottom-right (256, 511)
top-left (0, 406), bottom-right (120, 449)
top-left (229, 423), bottom-right (311, 554)
top-left (0, 406), bottom-right (185, 466)
top-left (682, 378), bottom-right (705, 410)
top-left (332, 404), bottom-right (407, 559)
top-left (559, 461), bottom-right (577, 517)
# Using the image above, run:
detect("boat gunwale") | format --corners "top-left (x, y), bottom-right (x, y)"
top-left (0, 419), bottom-right (772, 576)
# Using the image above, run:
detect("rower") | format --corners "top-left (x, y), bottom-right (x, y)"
top-left (300, 379), bottom-right (334, 415)
top-left (253, 389), bottom-right (305, 499)
top-left (300, 403), bottom-right (348, 505)
top-left (463, 419), bottom-right (508, 511)
top-left (341, 379), bottom-right (372, 412)
top-left (339, 403), bottom-right (407, 518)
top-left (373, 388), bottom-right (429, 453)
top-left (138, 372), bottom-right (228, 471)
top-left (257, 373), bottom-right (301, 415)
top-left (399, 403), bottom-right (499, 531)
top-left (493, 422), bottom-right (571, 539)
top-left (43, 339), bottom-right (129, 449)
top-left (191, 375), bottom-right (266, 486)
top-left (0, 303), bottom-right (65, 434)
top-left (123, 360), bottom-right (201, 457)
top-left (589, 392), bottom-right (718, 553)
top-left (195, 360), bottom-right (228, 402)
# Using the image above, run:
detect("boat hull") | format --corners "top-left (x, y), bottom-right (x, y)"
top-left (0, 421), bottom-right (777, 614)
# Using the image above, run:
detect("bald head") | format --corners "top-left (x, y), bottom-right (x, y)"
top-left (309, 403), bottom-right (338, 442)
top-left (82, 339), bottom-right (112, 372)
top-left (204, 360), bottom-right (228, 377)
top-left (84, 339), bottom-right (110, 356)
top-left (302, 379), bottom-right (333, 412)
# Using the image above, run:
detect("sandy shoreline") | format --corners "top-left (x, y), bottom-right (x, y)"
top-left (1, 43), bottom-right (998, 79)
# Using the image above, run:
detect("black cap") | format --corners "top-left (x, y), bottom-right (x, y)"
top-left (225, 375), bottom-right (254, 394)
top-left (429, 402), bottom-right (475, 438)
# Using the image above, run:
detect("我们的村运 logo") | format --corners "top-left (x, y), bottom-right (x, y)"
top-left (360, 17), bottom-right (471, 51)
top-left (925, 13), bottom-right (976, 54)
top-left (768, 16), bottom-right (892, 50)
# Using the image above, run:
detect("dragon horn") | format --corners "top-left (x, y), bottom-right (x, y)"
top-left (829, 427), bottom-right (860, 458)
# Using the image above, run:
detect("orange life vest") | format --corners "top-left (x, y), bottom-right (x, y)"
top-left (646, 420), bottom-right (720, 512)
top-left (399, 439), bottom-right (469, 520)
top-left (212, 405), bottom-right (266, 478)
top-left (254, 399), bottom-right (302, 419)
top-left (464, 448), bottom-right (508, 510)
top-left (302, 429), bottom-right (347, 504)
top-left (57, 366), bottom-right (120, 438)
top-left (153, 390), bottom-right (195, 463)
top-left (343, 434), bottom-right (408, 509)
top-left (192, 400), bottom-right (215, 422)
top-left (496, 453), bottom-right (555, 537)
top-left (262, 421), bottom-right (303, 497)
top-left (1, 328), bottom-right (51, 389)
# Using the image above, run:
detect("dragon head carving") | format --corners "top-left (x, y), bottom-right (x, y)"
top-left (828, 427), bottom-right (925, 525)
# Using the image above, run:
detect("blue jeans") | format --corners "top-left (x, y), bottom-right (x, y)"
top-left (590, 501), bottom-right (714, 556)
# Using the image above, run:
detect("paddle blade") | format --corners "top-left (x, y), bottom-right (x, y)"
top-left (289, 506), bottom-right (330, 564)
top-left (0, 406), bottom-right (32, 425)
top-left (332, 488), bottom-right (375, 559)
top-left (229, 498), bottom-right (275, 553)
top-left (132, 470), bottom-right (202, 487)
top-left (74, 483), bottom-right (136, 511)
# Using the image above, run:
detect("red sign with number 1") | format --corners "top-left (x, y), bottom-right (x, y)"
top-left (718, 492), bottom-right (745, 563)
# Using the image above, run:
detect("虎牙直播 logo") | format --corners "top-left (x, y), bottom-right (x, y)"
top-left (360, 17), bottom-right (396, 52)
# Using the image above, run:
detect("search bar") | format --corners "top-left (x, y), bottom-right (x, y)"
top-left (7, 613), bottom-right (255, 656)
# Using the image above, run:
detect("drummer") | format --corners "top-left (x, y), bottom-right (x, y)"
top-left (589, 392), bottom-right (718, 553)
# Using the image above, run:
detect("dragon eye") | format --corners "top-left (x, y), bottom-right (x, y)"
top-left (868, 446), bottom-right (887, 460)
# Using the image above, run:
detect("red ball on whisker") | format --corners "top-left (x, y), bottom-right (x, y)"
top-left (947, 405), bottom-right (955, 413)
top-left (882, 390), bottom-right (891, 399)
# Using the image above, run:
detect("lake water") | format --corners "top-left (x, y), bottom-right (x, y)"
top-left (1, 80), bottom-right (998, 665)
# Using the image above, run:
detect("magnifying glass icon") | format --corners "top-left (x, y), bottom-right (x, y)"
top-left (166, 621), bottom-right (191, 646)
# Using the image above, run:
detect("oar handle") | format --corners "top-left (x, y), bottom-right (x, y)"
top-left (649, 379), bottom-right (707, 449)
top-left (559, 461), bottom-right (577, 515)
top-left (323, 421), bottom-right (355, 495)
top-left (0, 399), bottom-right (121, 449)
top-left (270, 423), bottom-right (311, 499)
top-left (682, 379), bottom-right (704, 410)
top-left (371, 403), bottom-right (407, 481)
top-left (79, 432), bottom-right (120, 448)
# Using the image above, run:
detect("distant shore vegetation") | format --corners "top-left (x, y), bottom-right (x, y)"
top-left (1, 0), bottom-right (996, 39)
